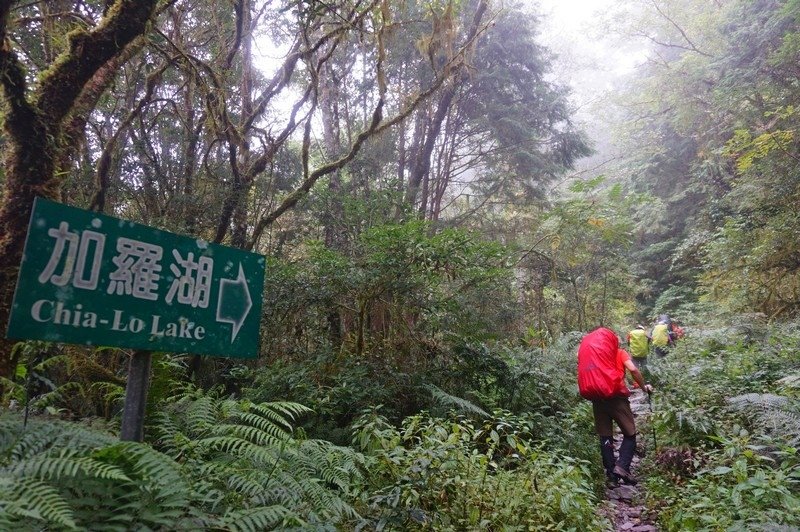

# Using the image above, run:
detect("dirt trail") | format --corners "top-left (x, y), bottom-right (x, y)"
top-left (598, 389), bottom-right (659, 531)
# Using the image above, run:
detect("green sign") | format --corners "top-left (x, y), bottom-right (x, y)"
top-left (7, 198), bottom-right (265, 358)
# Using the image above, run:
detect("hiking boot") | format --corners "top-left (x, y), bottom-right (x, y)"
top-left (605, 473), bottom-right (619, 488)
top-left (613, 465), bottom-right (638, 485)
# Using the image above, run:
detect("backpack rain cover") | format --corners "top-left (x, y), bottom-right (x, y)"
top-left (577, 328), bottom-right (630, 400)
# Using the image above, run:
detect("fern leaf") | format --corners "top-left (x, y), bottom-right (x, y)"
top-left (219, 505), bottom-right (294, 531)
top-left (425, 384), bottom-right (490, 417)
top-left (231, 410), bottom-right (295, 439)
top-left (185, 395), bottom-right (219, 429)
top-left (198, 436), bottom-right (280, 466)
top-left (0, 476), bottom-right (77, 529)
top-left (248, 402), bottom-right (312, 429)
top-left (11, 452), bottom-right (131, 482)
top-left (212, 423), bottom-right (289, 448)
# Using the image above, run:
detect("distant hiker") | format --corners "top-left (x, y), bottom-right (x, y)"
top-left (577, 327), bottom-right (653, 485)
top-left (651, 315), bottom-right (674, 357)
top-left (626, 325), bottom-right (651, 373)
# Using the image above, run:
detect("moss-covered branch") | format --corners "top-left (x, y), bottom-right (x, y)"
top-left (33, 0), bottom-right (157, 125)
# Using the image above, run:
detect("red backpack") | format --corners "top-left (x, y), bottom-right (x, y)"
top-left (577, 328), bottom-right (630, 400)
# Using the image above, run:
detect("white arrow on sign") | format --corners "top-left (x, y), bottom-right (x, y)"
top-left (216, 263), bottom-right (252, 343)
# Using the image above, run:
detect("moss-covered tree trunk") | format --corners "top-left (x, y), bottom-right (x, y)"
top-left (0, 0), bottom-right (159, 380)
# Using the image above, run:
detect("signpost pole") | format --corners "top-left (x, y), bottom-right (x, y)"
top-left (119, 349), bottom-right (153, 442)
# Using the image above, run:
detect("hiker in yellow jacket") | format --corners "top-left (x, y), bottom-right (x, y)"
top-left (626, 325), bottom-right (651, 372)
top-left (651, 315), bottom-right (674, 357)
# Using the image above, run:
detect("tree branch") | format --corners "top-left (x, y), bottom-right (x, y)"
top-left (648, 0), bottom-right (712, 57)
top-left (33, 0), bottom-right (159, 125)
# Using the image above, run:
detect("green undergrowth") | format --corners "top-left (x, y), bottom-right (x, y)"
top-left (0, 405), bottom-right (606, 531)
top-left (0, 339), bottom-right (610, 530)
top-left (0, 390), bottom-right (362, 530)
top-left (641, 321), bottom-right (800, 531)
top-left (352, 409), bottom-right (606, 530)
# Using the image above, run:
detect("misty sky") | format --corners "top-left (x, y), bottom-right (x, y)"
top-left (535, 0), bottom-right (651, 172)
top-left (538, 0), bottom-right (646, 105)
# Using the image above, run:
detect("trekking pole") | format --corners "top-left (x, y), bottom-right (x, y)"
top-left (646, 391), bottom-right (658, 454)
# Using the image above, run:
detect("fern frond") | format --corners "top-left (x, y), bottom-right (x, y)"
top-left (425, 384), bottom-right (490, 417)
top-left (213, 423), bottom-right (289, 447)
top-left (198, 436), bottom-right (280, 466)
top-left (292, 474), bottom-right (356, 520)
top-left (55, 421), bottom-right (117, 450)
top-left (107, 442), bottom-right (185, 486)
top-left (263, 469), bottom-right (309, 506)
top-left (776, 374), bottom-right (800, 390)
top-left (248, 402), bottom-right (312, 428)
top-left (5, 420), bottom-right (64, 461)
top-left (165, 381), bottom-right (204, 404)
top-left (728, 393), bottom-right (790, 410)
top-left (33, 353), bottom-right (72, 373)
top-left (0, 419), bottom-right (21, 455)
top-left (231, 410), bottom-right (295, 438)
top-left (31, 381), bottom-right (85, 409)
top-left (185, 396), bottom-right (218, 429)
top-left (11, 451), bottom-right (131, 482)
top-left (225, 470), bottom-right (267, 498)
top-left (297, 440), bottom-right (365, 490)
top-left (727, 393), bottom-right (800, 443)
top-left (0, 476), bottom-right (77, 529)
top-left (218, 505), bottom-right (294, 531)
top-left (149, 412), bottom-right (189, 457)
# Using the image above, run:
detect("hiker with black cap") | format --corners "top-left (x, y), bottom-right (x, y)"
top-left (577, 327), bottom-right (653, 485)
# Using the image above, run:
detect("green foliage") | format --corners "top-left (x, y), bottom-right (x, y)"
top-left (0, 417), bottom-right (187, 530)
top-left (261, 221), bottom-right (514, 360)
top-left (617, 0), bottom-right (800, 319)
top-left (425, 383), bottom-right (489, 418)
top-left (515, 181), bottom-right (637, 334)
top-left (151, 388), bottom-right (363, 528)
top-left (3, 341), bottom-right (136, 420)
top-left (650, 285), bottom-right (711, 325)
top-left (462, 2), bottom-right (592, 196)
top-left (725, 126), bottom-right (795, 173)
top-left (647, 435), bottom-right (800, 530)
top-left (642, 321), bottom-right (800, 530)
top-left (0, 389), bottom-right (365, 530)
top-left (351, 410), bottom-right (606, 530)
top-left (245, 347), bottom-right (408, 443)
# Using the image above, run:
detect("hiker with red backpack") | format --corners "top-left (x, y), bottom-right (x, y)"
top-left (577, 327), bottom-right (653, 485)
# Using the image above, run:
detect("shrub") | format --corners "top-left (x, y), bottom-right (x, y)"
top-left (351, 410), bottom-right (606, 530)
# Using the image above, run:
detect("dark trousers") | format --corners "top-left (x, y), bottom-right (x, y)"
top-left (593, 396), bottom-right (637, 477)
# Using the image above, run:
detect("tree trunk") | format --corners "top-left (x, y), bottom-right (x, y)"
top-left (231, 0), bottom-right (255, 250)
top-left (405, 0), bottom-right (488, 212)
top-left (320, 58), bottom-right (345, 347)
top-left (321, 59), bottom-right (343, 249)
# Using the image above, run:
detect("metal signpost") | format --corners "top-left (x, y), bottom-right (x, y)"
top-left (7, 198), bottom-right (266, 440)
